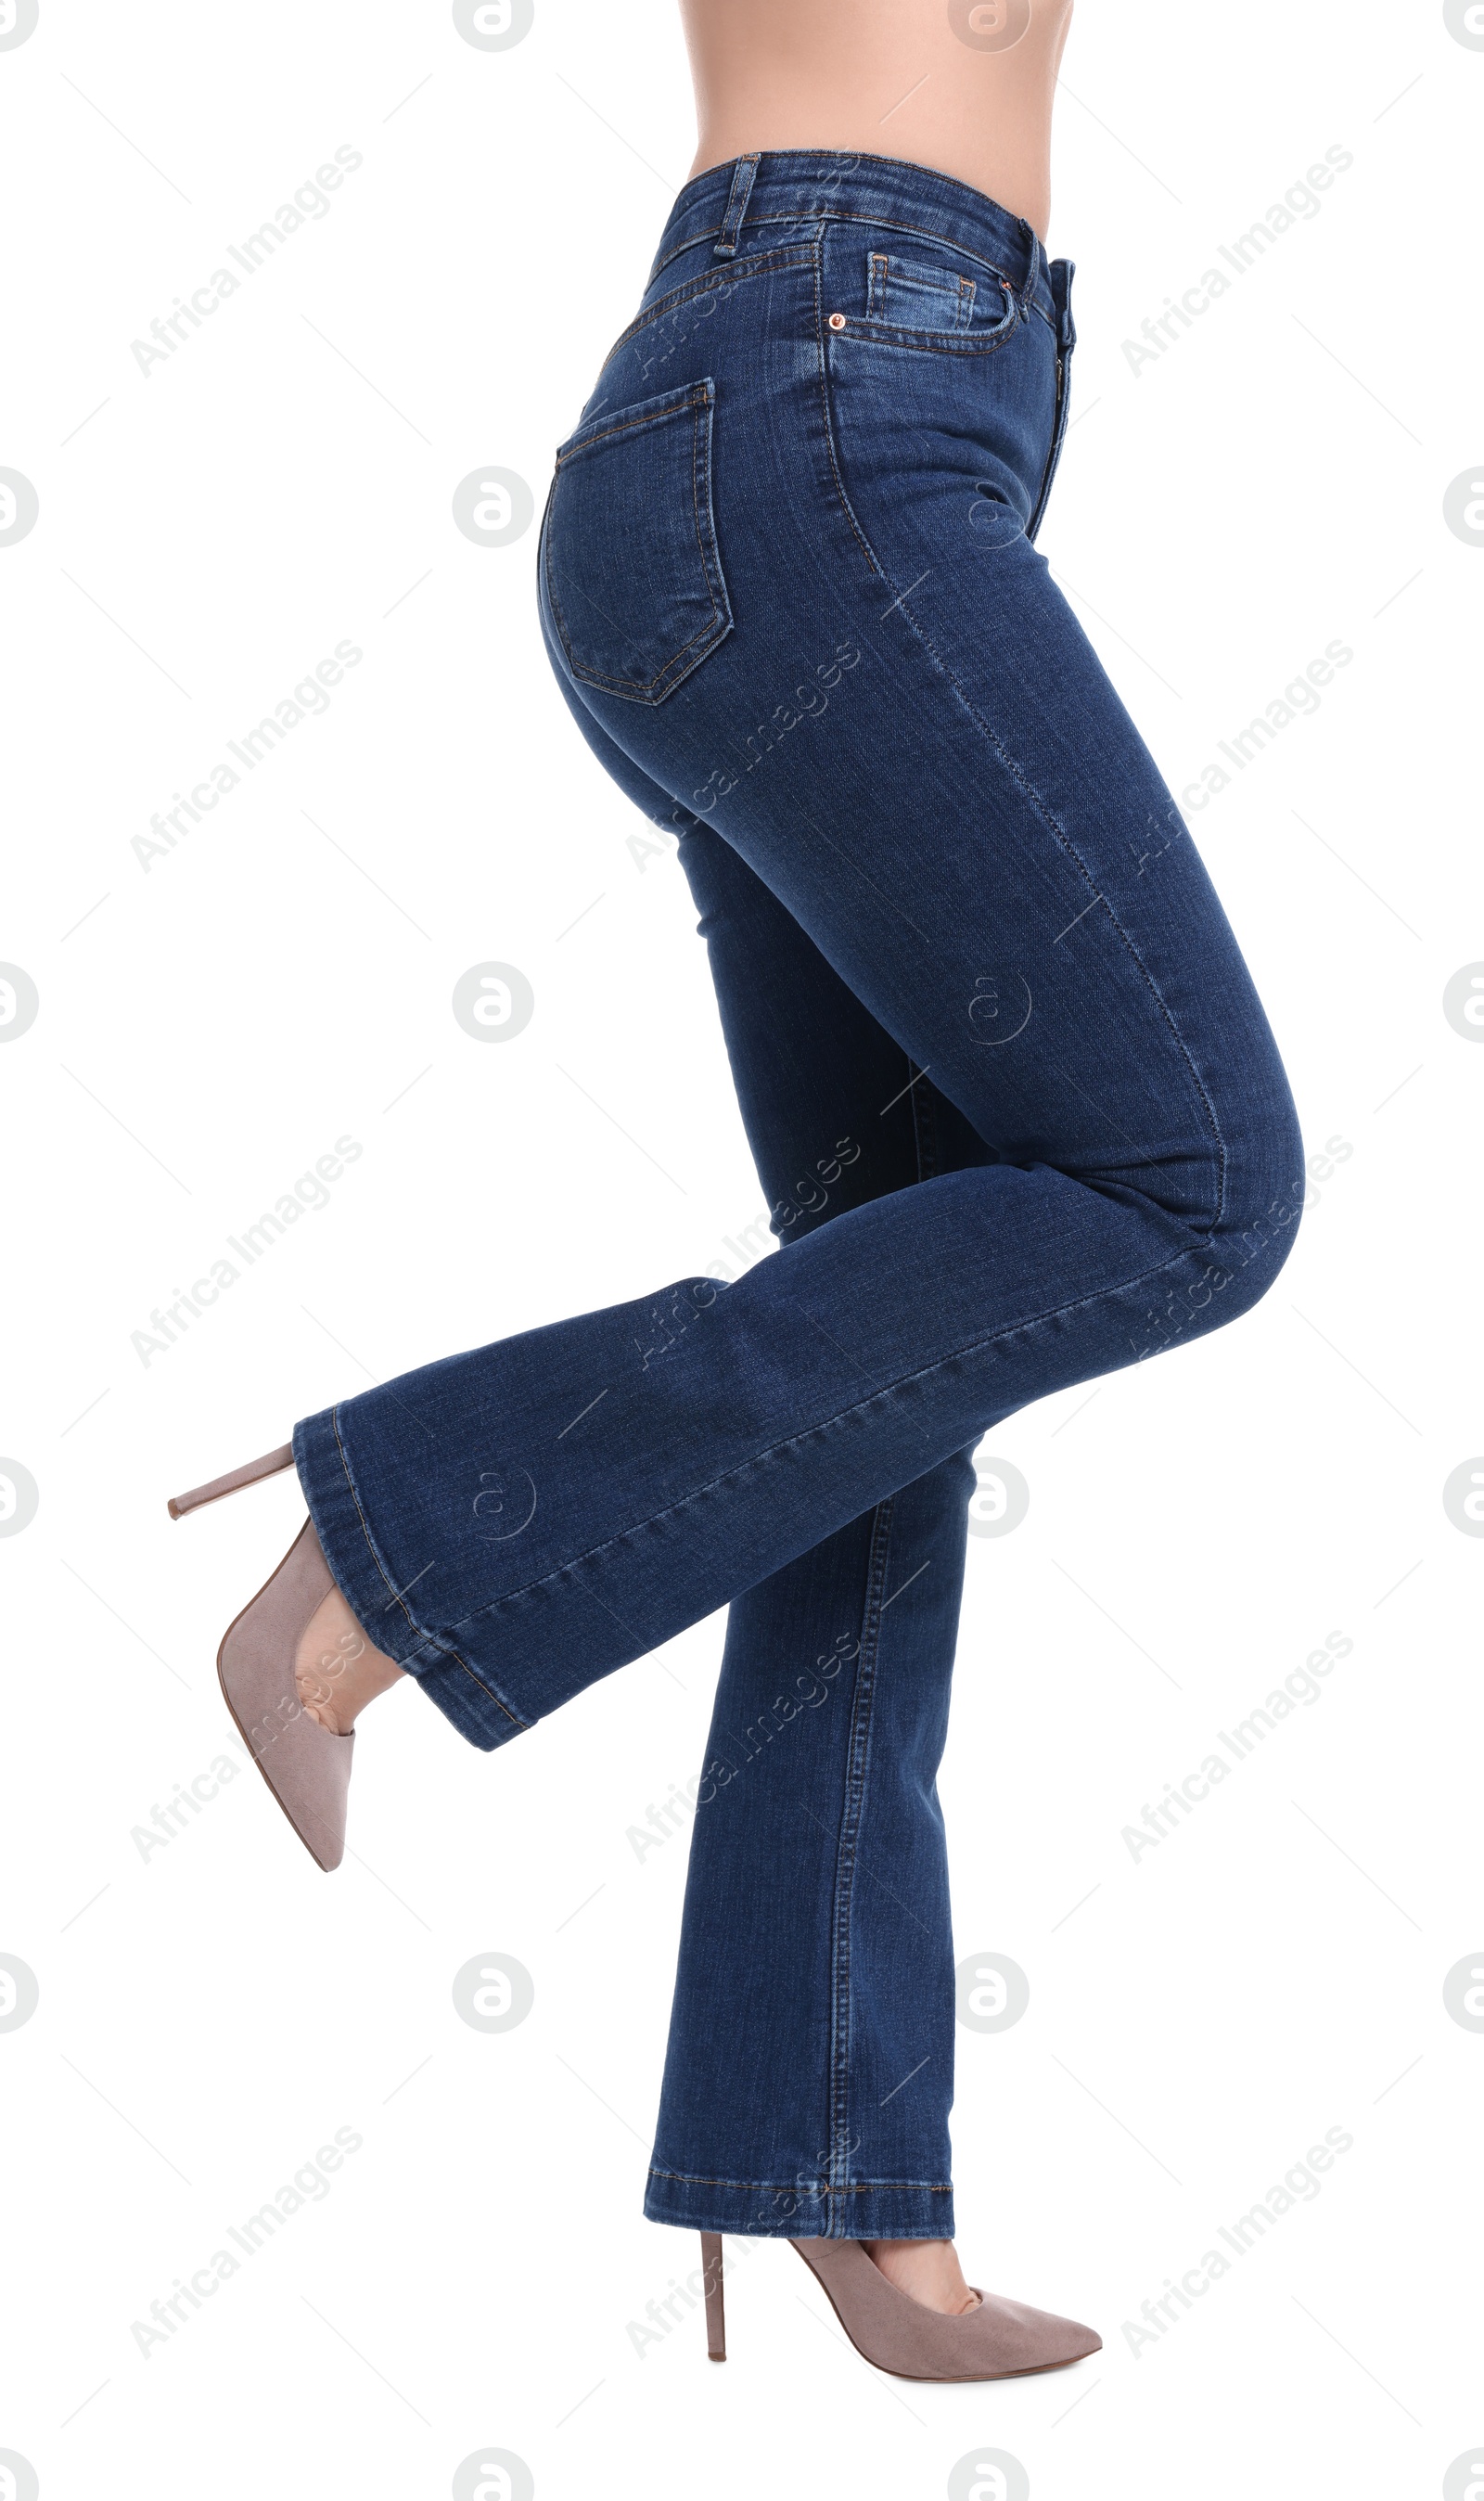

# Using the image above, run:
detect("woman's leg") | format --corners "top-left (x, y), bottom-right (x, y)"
top-left (537, 671), bottom-right (991, 2263)
top-left (648, 1456), bottom-right (973, 2242)
top-left (649, 808), bottom-right (991, 2249)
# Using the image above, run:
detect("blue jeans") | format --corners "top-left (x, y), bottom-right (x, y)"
top-left (295, 153), bottom-right (1303, 2241)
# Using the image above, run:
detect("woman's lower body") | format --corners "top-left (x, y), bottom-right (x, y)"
top-left (289, 153), bottom-right (1304, 2247)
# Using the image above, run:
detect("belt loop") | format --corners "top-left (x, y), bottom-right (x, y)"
top-left (1014, 215), bottom-right (1040, 314)
top-left (713, 153), bottom-right (761, 260)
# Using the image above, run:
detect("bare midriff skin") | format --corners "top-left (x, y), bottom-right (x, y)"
top-left (315, 0), bottom-right (1067, 2319)
top-left (682, 0), bottom-right (1074, 241)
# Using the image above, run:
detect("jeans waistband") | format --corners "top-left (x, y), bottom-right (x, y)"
top-left (647, 148), bottom-right (1070, 340)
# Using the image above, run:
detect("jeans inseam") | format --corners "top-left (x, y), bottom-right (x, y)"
top-left (826, 1486), bottom-right (897, 2232)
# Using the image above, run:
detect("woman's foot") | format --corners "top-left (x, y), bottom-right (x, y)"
top-left (864, 2238), bottom-right (981, 2316)
top-left (293, 1583), bottom-right (406, 1734)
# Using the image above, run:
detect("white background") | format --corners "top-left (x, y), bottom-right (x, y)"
top-left (2, 3), bottom-right (1480, 2496)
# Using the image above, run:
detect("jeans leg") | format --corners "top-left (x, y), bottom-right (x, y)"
top-left (531, 680), bottom-right (987, 2234)
top-left (646, 1453), bottom-right (973, 2241)
top-left (633, 808), bottom-right (989, 2238)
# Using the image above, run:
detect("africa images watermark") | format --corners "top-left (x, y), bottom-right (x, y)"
top-left (624, 638), bottom-right (864, 875)
top-left (132, 638), bottom-right (364, 873)
top-left (130, 1134), bottom-right (363, 1365)
top-left (130, 2126), bottom-right (364, 2360)
top-left (1122, 2125), bottom-right (1355, 2358)
top-left (131, 147), bottom-right (364, 379)
top-left (626, 2236), bottom-right (758, 2360)
top-left (1178, 637), bottom-right (1355, 815)
top-left (626, 1631), bottom-right (865, 1865)
top-left (1121, 1629), bottom-right (1354, 1863)
top-left (1122, 145), bottom-right (1355, 378)
top-left (131, 1738), bottom-right (250, 1863)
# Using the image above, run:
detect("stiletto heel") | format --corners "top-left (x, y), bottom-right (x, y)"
top-left (699, 2233), bottom-right (725, 2360)
top-left (168, 1445), bottom-right (354, 1873)
top-left (167, 1442), bottom-right (295, 1518)
top-left (790, 2241), bottom-right (1100, 2381)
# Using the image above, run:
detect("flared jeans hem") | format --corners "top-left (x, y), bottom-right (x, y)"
top-left (293, 1409), bottom-right (529, 1753)
top-left (644, 2164), bottom-right (955, 2240)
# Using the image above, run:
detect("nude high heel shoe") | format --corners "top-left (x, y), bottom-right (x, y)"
top-left (168, 1443), bottom-right (354, 1873)
top-left (696, 2234), bottom-right (1101, 2379)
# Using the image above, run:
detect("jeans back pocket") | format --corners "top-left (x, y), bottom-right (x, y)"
top-left (542, 378), bottom-right (733, 705)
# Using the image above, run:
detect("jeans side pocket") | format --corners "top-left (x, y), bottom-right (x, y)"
top-left (542, 378), bottom-right (733, 706)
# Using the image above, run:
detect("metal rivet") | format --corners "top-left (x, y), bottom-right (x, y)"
top-left (828, 312), bottom-right (847, 331)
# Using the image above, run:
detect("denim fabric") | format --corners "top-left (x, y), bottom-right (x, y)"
top-left (295, 153), bottom-right (1303, 2239)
